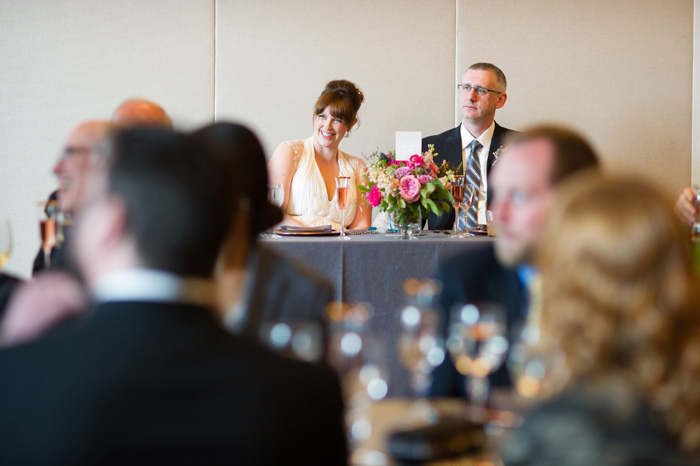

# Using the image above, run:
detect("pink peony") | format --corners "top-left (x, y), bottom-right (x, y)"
top-left (394, 166), bottom-right (411, 180)
top-left (409, 154), bottom-right (424, 168)
top-left (399, 175), bottom-right (421, 203)
top-left (417, 175), bottom-right (432, 185)
top-left (366, 185), bottom-right (382, 207)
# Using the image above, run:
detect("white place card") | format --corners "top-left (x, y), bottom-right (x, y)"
top-left (395, 131), bottom-right (422, 161)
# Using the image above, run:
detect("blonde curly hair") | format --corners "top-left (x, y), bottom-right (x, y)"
top-left (536, 173), bottom-right (700, 452)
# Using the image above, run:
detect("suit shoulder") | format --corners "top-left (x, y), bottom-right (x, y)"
top-left (423, 126), bottom-right (459, 145)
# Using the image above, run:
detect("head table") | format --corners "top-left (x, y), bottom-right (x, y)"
top-left (261, 232), bottom-right (493, 397)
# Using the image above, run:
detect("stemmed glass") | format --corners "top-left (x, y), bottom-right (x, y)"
top-left (37, 200), bottom-right (58, 268)
top-left (449, 175), bottom-right (465, 237)
top-left (0, 218), bottom-right (12, 270)
top-left (507, 322), bottom-right (569, 403)
top-left (327, 303), bottom-right (389, 465)
top-left (397, 279), bottom-right (445, 423)
top-left (335, 176), bottom-right (351, 240)
top-left (258, 321), bottom-right (323, 363)
top-left (266, 183), bottom-right (284, 238)
top-left (461, 183), bottom-right (478, 236)
top-left (446, 302), bottom-right (509, 421)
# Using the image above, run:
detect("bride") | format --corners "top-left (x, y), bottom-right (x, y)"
top-left (268, 80), bottom-right (372, 230)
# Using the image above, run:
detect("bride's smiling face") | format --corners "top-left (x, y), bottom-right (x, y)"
top-left (313, 108), bottom-right (350, 150)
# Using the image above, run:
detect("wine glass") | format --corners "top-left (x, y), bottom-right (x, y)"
top-left (449, 175), bottom-right (464, 238)
top-left (258, 321), bottom-right (323, 363)
top-left (0, 218), bottom-right (12, 270)
top-left (37, 200), bottom-right (58, 268)
top-left (461, 183), bottom-right (478, 236)
top-left (268, 183), bottom-right (284, 208)
top-left (335, 176), bottom-right (351, 241)
top-left (266, 183), bottom-right (284, 238)
top-left (507, 322), bottom-right (569, 404)
top-left (326, 303), bottom-right (389, 464)
top-left (397, 280), bottom-right (445, 423)
top-left (446, 302), bottom-right (509, 421)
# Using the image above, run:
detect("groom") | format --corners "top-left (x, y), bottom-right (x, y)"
top-left (423, 62), bottom-right (516, 230)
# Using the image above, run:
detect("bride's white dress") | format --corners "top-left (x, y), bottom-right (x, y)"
top-left (284, 137), bottom-right (360, 230)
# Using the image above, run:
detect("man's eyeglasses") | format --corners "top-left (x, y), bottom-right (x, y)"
top-left (457, 84), bottom-right (502, 96)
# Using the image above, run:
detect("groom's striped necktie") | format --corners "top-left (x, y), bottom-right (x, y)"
top-left (464, 140), bottom-right (482, 229)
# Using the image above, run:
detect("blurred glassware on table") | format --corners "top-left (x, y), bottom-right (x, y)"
top-left (326, 302), bottom-right (389, 465)
top-left (0, 218), bottom-right (12, 269)
top-left (258, 321), bottom-right (323, 363)
top-left (446, 301), bottom-right (509, 422)
top-left (506, 321), bottom-right (569, 405)
top-left (397, 279), bottom-right (445, 423)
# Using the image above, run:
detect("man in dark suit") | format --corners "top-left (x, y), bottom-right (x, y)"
top-left (430, 125), bottom-right (600, 398)
top-left (423, 62), bottom-right (516, 230)
top-left (0, 128), bottom-right (347, 465)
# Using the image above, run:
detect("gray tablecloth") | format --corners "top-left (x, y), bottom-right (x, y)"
top-left (262, 232), bottom-right (493, 397)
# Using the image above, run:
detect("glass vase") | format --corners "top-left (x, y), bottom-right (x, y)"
top-left (392, 208), bottom-right (421, 240)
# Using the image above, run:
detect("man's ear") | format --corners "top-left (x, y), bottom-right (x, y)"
top-left (495, 92), bottom-right (507, 109)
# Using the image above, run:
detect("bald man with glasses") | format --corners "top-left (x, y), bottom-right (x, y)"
top-left (423, 62), bottom-right (517, 230)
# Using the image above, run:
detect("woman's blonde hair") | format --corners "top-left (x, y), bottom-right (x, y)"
top-left (536, 173), bottom-right (700, 451)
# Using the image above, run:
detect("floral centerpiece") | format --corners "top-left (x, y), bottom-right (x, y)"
top-left (359, 145), bottom-right (457, 238)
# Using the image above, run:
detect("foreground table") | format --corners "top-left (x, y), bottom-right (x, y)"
top-left (262, 232), bottom-right (493, 396)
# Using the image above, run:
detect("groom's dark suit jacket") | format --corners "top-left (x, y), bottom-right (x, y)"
top-left (422, 122), bottom-right (515, 230)
top-left (429, 243), bottom-right (526, 398)
top-left (0, 300), bottom-right (347, 465)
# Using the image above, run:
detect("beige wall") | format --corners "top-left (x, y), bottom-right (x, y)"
top-left (0, 0), bottom-right (694, 278)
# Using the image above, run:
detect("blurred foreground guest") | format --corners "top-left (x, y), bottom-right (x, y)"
top-left (0, 271), bottom-right (87, 347)
top-left (33, 120), bottom-right (116, 274)
top-left (268, 80), bottom-right (371, 229)
top-left (35, 98), bottom-right (171, 274)
top-left (0, 128), bottom-right (347, 465)
top-left (430, 125), bottom-right (600, 397)
top-left (0, 272), bottom-right (20, 321)
top-left (193, 123), bottom-right (333, 353)
top-left (112, 97), bottom-right (173, 129)
top-left (501, 175), bottom-right (700, 466)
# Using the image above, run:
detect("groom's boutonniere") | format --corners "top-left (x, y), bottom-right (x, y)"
top-left (491, 145), bottom-right (504, 166)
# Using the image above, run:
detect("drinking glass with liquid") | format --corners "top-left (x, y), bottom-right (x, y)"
top-left (692, 186), bottom-right (700, 243)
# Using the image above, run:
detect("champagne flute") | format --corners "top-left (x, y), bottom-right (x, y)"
top-left (336, 176), bottom-right (351, 241)
top-left (0, 218), bottom-right (12, 270)
top-left (449, 175), bottom-right (464, 238)
top-left (266, 183), bottom-right (284, 238)
top-left (446, 302), bottom-right (509, 421)
top-left (37, 200), bottom-right (58, 268)
top-left (461, 183), bottom-right (478, 237)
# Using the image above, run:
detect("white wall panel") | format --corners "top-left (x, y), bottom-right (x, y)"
top-left (457, 0), bottom-right (693, 196)
top-left (214, 0), bottom-right (456, 160)
top-left (0, 0), bottom-right (215, 277)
